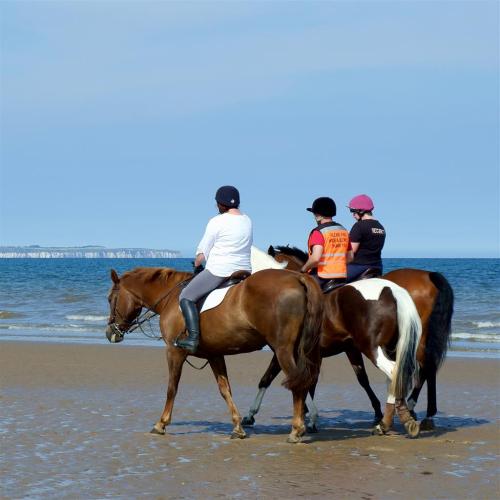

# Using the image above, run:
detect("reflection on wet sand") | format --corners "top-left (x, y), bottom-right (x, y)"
top-left (1, 343), bottom-right (498, 498)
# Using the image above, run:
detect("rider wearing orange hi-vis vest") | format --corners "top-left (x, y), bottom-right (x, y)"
top-left (300, 197), bottom-right (352, 288)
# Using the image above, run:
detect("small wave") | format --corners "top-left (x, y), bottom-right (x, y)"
top-left (473, 321), bottom-right (500, 329)
top-left (0, 323), bottom-right (99, 333)
top-left (66, 315), bottom-right (108, 322)
top-left (0, 311), bottom-right (25, 319)
top-left (452, 332), bottom-right (500, 343)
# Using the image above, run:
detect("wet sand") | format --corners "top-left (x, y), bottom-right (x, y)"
top-left (1, 342), bottom-right (499, 499)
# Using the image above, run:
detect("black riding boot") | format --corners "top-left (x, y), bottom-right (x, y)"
top-left (176, 298), bottom-right (200, 353)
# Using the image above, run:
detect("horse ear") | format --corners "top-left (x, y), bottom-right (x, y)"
top-left (268, 245), bottom-right (275, 257)
top-left (110, 269), bottom-right (120, 284)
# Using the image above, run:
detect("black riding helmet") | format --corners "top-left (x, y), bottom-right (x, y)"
top-left (306, 197), bottom-right (336, 217)
top-left (215, 185), bottom-right (240, 208)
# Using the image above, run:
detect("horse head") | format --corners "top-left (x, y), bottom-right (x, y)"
top-left (106, 269), bottom-right (143, 343)
top-left (268, 245), bottom-right (306, 272)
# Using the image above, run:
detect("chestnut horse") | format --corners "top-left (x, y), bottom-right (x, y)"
top-left (242, 245), bottom-right (453, 433)
top-left (106, 267), bottom-right (323, 443)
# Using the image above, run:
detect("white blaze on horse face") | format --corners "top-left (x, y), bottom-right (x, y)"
top-left (347, 278), bottom-right (405, 301)
top-left (250, 246), bottom-right (288, 273)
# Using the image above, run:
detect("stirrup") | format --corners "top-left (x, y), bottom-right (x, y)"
top-left (173, 332), bottom-right (199, 353)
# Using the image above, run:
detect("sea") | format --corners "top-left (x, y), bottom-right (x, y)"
top-left (0, 258), bottom-right (499, 358)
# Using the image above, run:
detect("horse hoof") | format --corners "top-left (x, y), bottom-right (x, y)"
top-left (287, 434), bottom-right (302, 444)
top-left (372, 423), bottom-right (387, 436)
top-left (241, 416), bottom-right (255, 427)
top-left (230, 430), bottom-right (247, 439)
top-left (420, 418), bottom-right (435, 431)
top-left (404, 419), bottom-right (420, 438)
top-left (306, 424), bottom-right (318, 434)
top-left (150, 425), bottom-right (165, 435)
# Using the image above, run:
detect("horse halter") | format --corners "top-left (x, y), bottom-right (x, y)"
top-left (107, 290), bottom-right (140, 343)
top-left (107, 277), bottom-right (193, 343)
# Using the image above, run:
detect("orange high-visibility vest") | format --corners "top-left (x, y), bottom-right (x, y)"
top-left (309, 223), bottom-right (350, 279)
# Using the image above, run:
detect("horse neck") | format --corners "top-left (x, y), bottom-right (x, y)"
top-left (123, 269), bottom-right (191, 311)
top-left (290, 256), bottom-right (304, 270)
top-left (277, 254), bottom-right (303, 271)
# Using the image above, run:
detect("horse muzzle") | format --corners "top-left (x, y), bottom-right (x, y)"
top-left (106, 323), bottom-right (125, 343)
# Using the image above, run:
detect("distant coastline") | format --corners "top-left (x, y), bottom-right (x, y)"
top-left (0, 246), bottom-right (181, 258)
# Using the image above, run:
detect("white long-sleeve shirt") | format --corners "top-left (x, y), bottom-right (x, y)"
top-left (196, 213), bottom-right (253, 277)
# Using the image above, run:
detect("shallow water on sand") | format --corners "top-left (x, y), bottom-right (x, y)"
top-left (2, 376), bottom-right (499, 498)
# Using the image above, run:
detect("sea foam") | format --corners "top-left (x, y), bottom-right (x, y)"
top-left (66, 315), bottom-right (108, 322)
top-left (473, 321), bottom-right (500, 329)
top-left (452, 332), bottom-right (500, 342)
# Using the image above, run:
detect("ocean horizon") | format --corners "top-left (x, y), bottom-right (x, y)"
top-left (1, 257), bottom-right (498, 358)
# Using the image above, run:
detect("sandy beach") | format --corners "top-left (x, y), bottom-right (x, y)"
top-left (1, 342), bottom-right (499, 499)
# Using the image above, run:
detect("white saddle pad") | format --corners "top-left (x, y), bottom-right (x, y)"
top-left (200, 286), bottom-right (234, 313)
top-left (199, 246), bottom-right (287, 313)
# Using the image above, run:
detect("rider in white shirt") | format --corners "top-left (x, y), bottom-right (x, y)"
top-left (197, 211), bottom-right (252, 277)
top-left (175, 186), bottom-right (253, 353)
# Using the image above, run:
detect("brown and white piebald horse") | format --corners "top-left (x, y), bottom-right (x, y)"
top-left (106, 267), bottom-right (323, 443)
top-left (242, 245), bottom-right (453, 434)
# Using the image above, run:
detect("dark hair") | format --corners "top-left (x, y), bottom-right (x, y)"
top-left (350, 208), bottom-right (373, 217)
top-left (217, 202), bottom-right (235, 213)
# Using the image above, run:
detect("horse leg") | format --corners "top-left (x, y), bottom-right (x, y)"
top-left (407, 369), bottom-right (427, 420)
top-left (305, 380), bottom-right (320, 433)
top-left (151, 347), bottom-right (186, 435)
top-left (395, 398), bottom-right (420, 438)
top-left (242, 353), bottom-right (281, 427)
top-left (420, 368), bottom-right (437, 431)
top-left (372, 380), bottom-right (396, 435)
top-left (208, 356), bottom-right (246, 439)
top-left (346, 348), bottom-right (383, 425)
top-left (371, 347), bottom-right (396, 435)
top-left (287, 388), bottom-right (307, 443)
top-left (273, 347), bottom-right (308, 443)
top-left (371, 347), bottom-right (419, 437)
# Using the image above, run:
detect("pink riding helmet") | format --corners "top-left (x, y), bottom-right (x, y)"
top-left (348, 194), bottom-right (374, 211)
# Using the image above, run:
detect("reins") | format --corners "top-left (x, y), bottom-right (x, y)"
top-left (185, 358), bottom-right (209, 370)
top-left (111, 276), bottom-right (210, 370)
top-left (112, 277), bottom-right (191, 339)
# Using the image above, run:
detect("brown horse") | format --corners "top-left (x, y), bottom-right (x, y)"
top-left (242, 245), bottom-right (453, 433)
top-left (106, 267), bottom-right (323, 443)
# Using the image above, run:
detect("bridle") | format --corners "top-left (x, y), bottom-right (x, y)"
top-left (107, 277), bottom-right (192, 342)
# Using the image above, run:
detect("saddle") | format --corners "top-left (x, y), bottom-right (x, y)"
top-left (321, 267), bottom-right (382, 295)
top-left (181, 270), bottom-right (251, 311)
top-left (357, 267), bottom-right (382, 280)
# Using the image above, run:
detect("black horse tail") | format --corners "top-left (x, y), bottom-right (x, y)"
top-left (282, 275), bottom-right (323, 392)
top-left (426, 272), bottom-right (454, 372)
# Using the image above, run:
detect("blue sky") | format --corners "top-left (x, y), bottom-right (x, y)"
top-left (1, 1), bottom-right (498, 257)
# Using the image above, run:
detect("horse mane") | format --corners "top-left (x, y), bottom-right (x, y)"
top-left (273, 245), bottom-right (308, 264)
top-left (251, 246), bottom-right (288, 272)
top-left (121, 267), bottom-right (183, 284)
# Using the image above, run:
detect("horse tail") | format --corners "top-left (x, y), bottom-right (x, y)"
top-left (390, 285), bottom-right (423, 399)
top-left (282, 275), bottom-right (323, 392)
top-left (426, 272), bottom-right (454, 372)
